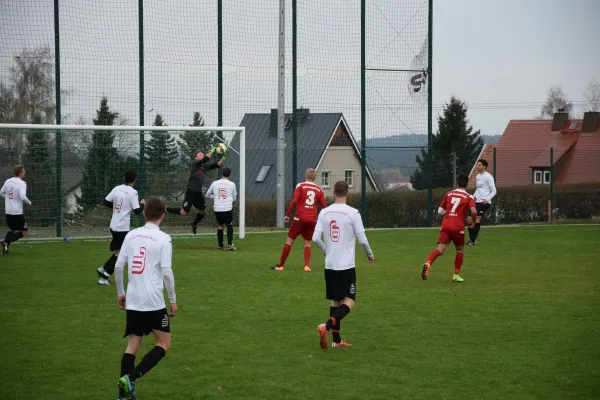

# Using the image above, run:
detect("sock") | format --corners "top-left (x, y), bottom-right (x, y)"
top-left (468, 226), bottom-right (474, 241)
top-left (278, 243), bottom-right (292, 267)
top-left (325, 304), bottom-right (350, 331)
top-left (9, 231), bottom-right (23, 243)
top-left (426, 249), bottom-right (442, 265)
top-left (304, 245), bottom-right (311, 267)
top-left (103, 254), bottom-right (118, 276)
top-left (166, 207), bottom-right (181, 215)
top-left (119, 353), bottom-right (136, 397)
top-left (472, 223), bottom-right (481, 241)
top-left (129, 346), bottom-right (166, 382)
top-left (226, 224), bottom-right (233, 245)
top-left (194, 212), bottom-right (205, 225)
top-left (217, 229), bottom-right (224, 247)
top-left (454, 251), bottom-right (464, 274)
top-left (330, 306), bottom-right (341, 343)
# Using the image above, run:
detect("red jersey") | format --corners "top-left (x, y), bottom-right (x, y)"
top-left (439, 188), bottom-right (476, 231)
top-left (286, 181), bottom-right (326, 222)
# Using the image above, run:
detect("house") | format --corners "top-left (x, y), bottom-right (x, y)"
top-left (468, 111), bottom-right (600, 187)
top-left (226, 109), bottom-right (378, 200)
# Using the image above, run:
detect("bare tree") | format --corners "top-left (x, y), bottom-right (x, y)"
top-left (540, 86), bottom-right (573, 119)
top-left (583, 79), bottom-right (600, 112)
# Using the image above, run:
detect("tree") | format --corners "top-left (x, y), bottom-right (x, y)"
top-left (178, 112), bottom-right (219, 160)
top-left (583, 79), bottom-right (600, 112)
top-left (77, 97), bottom-right (122, 212)
top-left (411, 96), bottom-right (484, 190)
top-left (540, 86), bottom-right (573, 119)
top-left (145, 114), bottom-right (178, 198)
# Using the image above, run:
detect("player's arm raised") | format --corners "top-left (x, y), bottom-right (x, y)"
top-left (353, 211), bottom-right (374, 263)
top-left (114, 245), bottom-right (129, 310)
top-left (160, 239), bottom-right (177, 317)
top-left (216, 148), bottom-right (229, 167)
top-left (285, 186), bottom-right (301, 224)
top-left (311, 214), bottom-right (326, 254)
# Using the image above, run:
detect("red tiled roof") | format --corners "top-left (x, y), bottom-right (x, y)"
top-left (529, 132), bottom-right (579, 168)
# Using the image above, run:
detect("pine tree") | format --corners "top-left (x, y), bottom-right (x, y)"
top-left (411, 96), bottom-right (484, 190)
top-left (144, 114), bottom-right (178, 198)
top-left (77, 97), bottom-right (122, 212)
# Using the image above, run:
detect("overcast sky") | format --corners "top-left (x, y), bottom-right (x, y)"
top-left (0, 0), bottom-right (598, 142)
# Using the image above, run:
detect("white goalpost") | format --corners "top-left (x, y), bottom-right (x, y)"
top-left (0, 123), bottom-right (246, 239)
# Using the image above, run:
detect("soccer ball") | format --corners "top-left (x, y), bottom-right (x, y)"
top-left (215, 143), bottom-right (227, 154)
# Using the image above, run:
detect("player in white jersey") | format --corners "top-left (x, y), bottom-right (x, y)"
top-left (96, 170), bottom-right (145, 285)
top-left (115, 196), bottom-right (177, 400)
top-left (468, 159), bottom-right (497, 245)
top-left (0, 165), bottom-right (32, 255)
top-left (312, 181), bottom-right (374, 349)
top-left (205, 167), bottom-right (237, 250)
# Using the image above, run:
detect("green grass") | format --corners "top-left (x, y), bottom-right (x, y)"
top-left (1, 225), bottom-right (599, 400)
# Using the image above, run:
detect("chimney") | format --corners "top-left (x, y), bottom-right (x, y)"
top-left (551, 110), bottom-right (569, 131)
top-left (296, 108), bottom-right (310, 122)
top-left (582, 111), bottom-right (600, 133)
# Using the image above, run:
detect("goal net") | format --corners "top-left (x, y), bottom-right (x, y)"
top-left (0, 124), bottom-right (246, 239)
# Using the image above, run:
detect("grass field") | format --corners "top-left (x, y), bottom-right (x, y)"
top-left (1, 225), bottom-right (599, 400)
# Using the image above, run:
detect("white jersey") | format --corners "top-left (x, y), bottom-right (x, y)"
top-left (314, 203), bottom-right (366, 271)
top-left (105, 185), bottom-right (140, 232)
top-left (117, 224), bottom-right (174, 311)
top-left (206, 179), bottom-right (237, 212)
top-left (473, 171), bottom-right (497, 204)
top-left (0, 177), bottom-right (32, 215)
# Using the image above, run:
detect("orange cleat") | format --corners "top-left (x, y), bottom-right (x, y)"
top-left (332, 340), bottom-right (352, 348)
top-left (317, 324), bottom-right (329, 349)
top-left (304, 266), bottom-right (312, 272)
top-left (270, 265), bottom-right (284, 271)
top-left (421, 263), bottom-right (430, 280)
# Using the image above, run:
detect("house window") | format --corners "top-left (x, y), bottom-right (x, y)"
top-left (533, 170), bottom-right (551, 185)
top-left (543, 171), bottom-right (551, 184)
top-left (321, 171), bottom-right (330, 188)
top-left (533, 171), bottom-right (542, 184)
top-left (256, 165), bottom-right (271, 183)
top-left (345, 170), bottom-right (354, 187)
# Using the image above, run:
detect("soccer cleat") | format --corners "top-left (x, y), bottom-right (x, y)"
top-left (452, 274), bottom-right (464, 283)
top-left (317, 324), bottom-right (329, 349)
top-left (118, 375), bottom-right (135, 398)
top-left (1, 241), bottom-right (8, 255)
top-left (227, 244), bottom-right (236, 251)
top-left (332, 340), bottom-right (352, 348)
top-left (270, 265), bottom-right (284, 271)
top-left (97, 267), bottom-right (110, 280)
top-left (98, 278), bottom-right (111, 286)
top-left (190, 222), bottom-right (198, 235)
top-left (467, 240), bottom-right (476, 246)
top-left (304, 266), bottom-right (312, 272)
top-left (421, 263), bottom-right (430, 280)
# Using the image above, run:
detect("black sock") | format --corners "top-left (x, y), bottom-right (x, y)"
top-left (166, 207), bottom-right (181, 215)
top-left (4, 232), bottom-right (12, 244)
top-left (103, 254), bottom-right (118, 276)
top-left (330, 306), bottom-right (341, 343)
top-left (226, 224), bottom-right (233, 245)
top-left (129, 346), bottom-right (166, 382)
top-left (119, 353), bottom-right (136, 397)
top-left (217, 229), bottom-right (224, 247)
top-left (194, 212), bottom-right (205, 225)
top-left (468, 226), bottom-right (474, 241)
top-left (9, 231), bottom-right (23, 243)
top-left (325, 304), bottom-right (350, 331)
top-left (473, 223), bottom-right (481, 241)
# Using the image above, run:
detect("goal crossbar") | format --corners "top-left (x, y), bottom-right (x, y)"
top-left (0, 123), bottom-right (246, 240)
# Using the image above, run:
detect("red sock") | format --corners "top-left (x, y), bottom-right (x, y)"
top-left (426, 249), bottom-right (442, 265)
top-left (304, 245), bottom-right (311, 267)
top-left (454, 251), bottom-right (464, 274)
top-left (279, 244), bottom-right (292, 267)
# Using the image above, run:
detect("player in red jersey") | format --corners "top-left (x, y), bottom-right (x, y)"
top-left (421, 174), bottom-right (477, 282)
top-left (271, 168), bottom-right (327, 272)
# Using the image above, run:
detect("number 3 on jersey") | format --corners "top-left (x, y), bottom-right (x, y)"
top-left (132, 246), bottom-right (147, 274)
top-left (305, 190), bottom-right (315, 205)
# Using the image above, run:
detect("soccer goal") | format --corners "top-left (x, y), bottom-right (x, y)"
top-left (0, 123), bottom-right (246, 240)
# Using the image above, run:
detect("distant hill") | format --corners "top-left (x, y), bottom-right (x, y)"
top-left (364, 134), bottom-right (501, 176)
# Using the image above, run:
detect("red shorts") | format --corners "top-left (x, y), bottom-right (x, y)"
top-left (437, 227), bottom-right (465, 246)
top-left (288, 218), bottom-right (316, 241)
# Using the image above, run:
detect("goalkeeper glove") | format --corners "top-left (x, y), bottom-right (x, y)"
top-left (222, 148), bottom-right (229, 160)
top-left (209, 145), bottom-right (218, 154)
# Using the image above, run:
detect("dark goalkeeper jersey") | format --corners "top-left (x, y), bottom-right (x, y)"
top-left (187, 156), bottom-right (219, 192)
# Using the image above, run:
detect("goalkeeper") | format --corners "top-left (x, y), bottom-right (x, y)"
top-left (166, 145), bottom-right (229, 234)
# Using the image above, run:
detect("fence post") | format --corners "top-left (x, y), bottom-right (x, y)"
top-left (549, 147), bottom-right (554, 223)
top-left (426, 0), bottom-right (433, 227)
top-left (292, 0), bottom-right (298, 191)
top-left (54, 0), bottom-right (62, 238)
top-left (138, 0), bottom-right (145, 224)
top-left (360, 0), bottom-right (367, 225)
top-left (492, 146), bottom-right (497, 225)
top-left (217, 0), bottom-right (223, 128)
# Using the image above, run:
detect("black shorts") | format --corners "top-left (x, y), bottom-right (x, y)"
top-left (6, 214), bottom-right (27, 231)
top-left (182, 189), bottom-right (206, 213)
top-left (476, 202), bottom-right (491, 217)
top-left (325, 268), bottom-right (356, 301)
top-left (110, 230), bottom-right (128, 252)
top-left (124, 308), bottom-right (171, 337)
top-left (215, 210), bottom-right (234, 226)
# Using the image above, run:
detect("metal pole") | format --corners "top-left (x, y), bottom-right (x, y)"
top-left (492, 146), bottom-right (497, 225)
top-left (54, 0), bottom-right (62, 238)
top-left (276, 0), bottom-right (286, 228)
top-left (138, 0), bottom-right (145, 209)
top-left (549, 147), bottom-right (554, 223)
top-left (452, 151), bottom-right (456, 187)
top-left (239, 127), bottom-right (246, 239)
top-left (426, 0), bottom-right (433, 226)
top-left (217, 0), bottom-right (223, 128)
top-left (360, 0), bottom-right (367, 224)
top-left (292, 0), bottom-right (298, 190)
